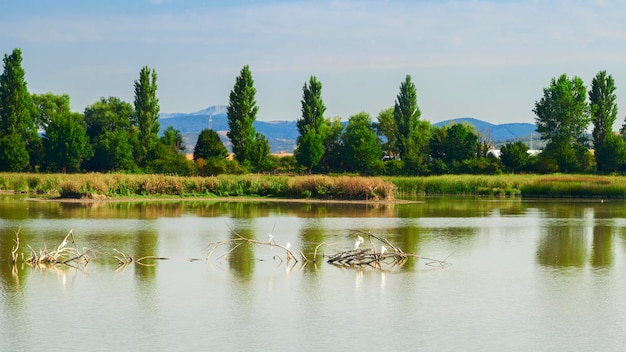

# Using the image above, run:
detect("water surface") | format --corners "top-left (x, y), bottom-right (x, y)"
top-left (1, 196), bottom-right (626, 351)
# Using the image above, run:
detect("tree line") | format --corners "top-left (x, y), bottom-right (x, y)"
top-left (1, 47), bottom-right (625, 176)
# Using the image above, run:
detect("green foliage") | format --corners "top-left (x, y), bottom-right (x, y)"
top-left (500, 140), bottom-right (530, 173)
top-left (534, 74), bottom-right (589, 172)
top-left (342, 112), bottom-right (383, 174)
top-left (194, 129), bottom-right (227, 161)
top-left (429, 123), bottom-right (478, 173)
top-left (319, 116), bottom-right (344, 172)
top-left (296, 76), bottom-right (327, 171)
top-left (0, 48), bottom-right (39, 171)
top-left (250, 132), bottom-right (271, 171)
top-left (132, 66), bottom-right (160, 168)
top-left (589, 71), bottom-right (619, 171)
top-left (83, 97), bottom-right (136, 172)
top-left (43, 111), bottom-right (93, 173)
top-left (373, 107), bottom-right (397, 155)
top-left (161, 126), bottom-right (185, 152)
top-left (0, 133), bottom-right (29, 171)
top-left (595, 133), bottom-right (626, 173)
top-left (227, 65), bottom-right (258, 167)
top-left (393, 75), bottom-right (422, 160)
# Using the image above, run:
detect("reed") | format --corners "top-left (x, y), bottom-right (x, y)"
top-left (0, 173), bottom-right (396, 201)
top-left (4, 172), bottom-right (626, 199)
top-left (385, 174), bottom-right (532, 196)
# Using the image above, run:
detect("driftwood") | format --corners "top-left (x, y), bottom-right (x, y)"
top-left (326, 231), bottom-right (451, 269)
top-left (205, 225), bottom-right (305, 265)
top-left (21, 229), bottom-right (93, 269)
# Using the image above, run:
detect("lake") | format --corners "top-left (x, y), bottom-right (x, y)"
top-left (1, 195), bottom-right (626, 351)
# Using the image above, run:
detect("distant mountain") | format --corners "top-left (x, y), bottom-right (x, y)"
top-left (159, 107), bottom-right (539, 154)
top-left (159, 105), bottom-right (298, 153)
top-left (433, 117), bottom-right (537, 145)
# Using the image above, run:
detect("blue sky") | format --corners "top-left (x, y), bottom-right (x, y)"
top-left (2, 0), bottom-right (626, 127)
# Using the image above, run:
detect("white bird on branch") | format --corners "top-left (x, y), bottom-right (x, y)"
top-left (268, 234), bottom-right (274, 244)
top-left (380, 245), bottom-right (387, 255)
top-left (354, 235), bottom-right (364, 250)
top-left (285, 242), bottom-right (291, 250)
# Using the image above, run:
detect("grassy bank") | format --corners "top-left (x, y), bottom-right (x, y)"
top-left (2, 173), bottom-right (626, 200)
top-left (0, 173), bottom-right (396, 201)
top-left (387, 174), bottom-right (626, 198)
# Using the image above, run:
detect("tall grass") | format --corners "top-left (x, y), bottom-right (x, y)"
top-left (0, 173), bottom-right (396, 201)
top-left (4, 173), bottom-right (626, 200)
top-left (385, 174), bottom-right (533, 196)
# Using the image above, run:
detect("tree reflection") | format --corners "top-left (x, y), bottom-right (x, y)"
top-left (591, 225), bottom-right (613, 268)
top-left (227, 224), bottom-right (256, 280)
top-left (536, 226), bottom-right (588, 268)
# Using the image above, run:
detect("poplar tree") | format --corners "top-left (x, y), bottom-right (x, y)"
top-left (0, 48), bottom-right (39, 171)
top-left (132, 66), bottom-right (160, 168)
top-left (227, 65), bottom-right (260, 168)
top-left (589, 71), bottom-right (619, 171)
top-left (295, 76), bottom-right (326, 172)
top-left (393, 75), bottom-right (429, 174)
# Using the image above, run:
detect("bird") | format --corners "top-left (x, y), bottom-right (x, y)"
top-left (380, 245), bottom-right (387, 255)
top-left (268, 234), bottom-right (274, 244)
top-left (285, 242), bottom-right (291, 250)
top-left (354, 235), bottom-right (364, 250)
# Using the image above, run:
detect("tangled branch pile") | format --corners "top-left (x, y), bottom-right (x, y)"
top-left (12, 229), bottom-right (92, 269)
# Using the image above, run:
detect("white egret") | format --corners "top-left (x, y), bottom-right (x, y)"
top-left (268, 234), bottom-right (274, 244)
top-left (285, 242), bottom-right (291, 250)
top-left (380, 245), bottom-right (387, 255)
top-left (354, 235), bottom-right (364, 250)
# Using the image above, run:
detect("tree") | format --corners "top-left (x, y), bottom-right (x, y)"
top-left (250, 132), bottom-right (271, 171)
top-left (373, 107), bottom-right (397, 156)
top-left (194, 128), bottom-right (228, 176)
top-left (38, 94), bottom-right (92, 172)
top-left (83, 97), bottom-right (136, 172)
top-left (132, 66), bottom-right (160, 168)
top-left (194, 129), bottom-right (227, 161)
top-left (160, 126), bottom-right (185, 153)
top-left (319, 116), bottom-right (345, 172)
top-left (595, 133), bottom-right (626, 173)
top-left (295, 76), bottom-right (326, 172)
top-left (227, 65), bottom-right (259, 168)
top-left (500, 140), bottom-right (530, 173)
top-left (533, 74), bottom-right (590, 172)
top-left (341, 112), bottom-right (383, 174)
top-left (393, 75), bottom-right (421, 158)
top-left (147, 127), bottom-right (195, 175)
top-left (393, 75), bottom-right (429, 174)
top-left (589, 71), bottom-right (618, 172)
top-left (0, 48), bottom-right (39, 171)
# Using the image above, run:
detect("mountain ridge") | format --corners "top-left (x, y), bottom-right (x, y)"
top-left (159, 106), bottom-right (537, 153)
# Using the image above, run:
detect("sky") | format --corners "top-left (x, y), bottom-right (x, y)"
top-left (2, 0), bottom-right (626, 127)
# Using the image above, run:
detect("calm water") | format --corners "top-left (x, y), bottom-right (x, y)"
top-left (1, 195), bottom-right (626, 351)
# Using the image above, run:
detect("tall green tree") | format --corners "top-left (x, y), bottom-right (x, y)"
top-left (38, 94), bottom-right (92, 172)
top-left (227, 65), bottom-right (260, 169)
top-left (589, 71), bottom-right (618, 172)
top-left (341, 112), bottom-right (383, 174)
top-left (295, 76), bottom-right (326, 172)
top-left (533, 74), bottom-right (590, 172)
top-left (393, 75), bottom-right (421, 158)
top-left (393, 75), bottom-right (429, 174)
top-left (83, 97), bottom-right (136, 172)
top-left (0, 48), bottom-right (39, 171)
top-left (132, 66), bottom-right (160, 168)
